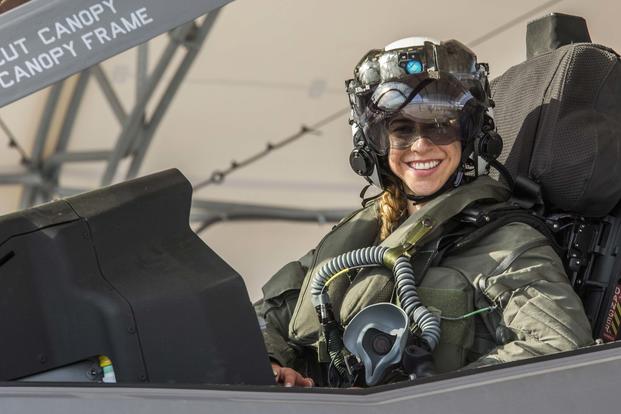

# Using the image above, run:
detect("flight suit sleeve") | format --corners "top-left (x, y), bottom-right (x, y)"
top-left (254, 250), bottom-right (314, 368)
top-left (466, 243), bottom-right (594, 368)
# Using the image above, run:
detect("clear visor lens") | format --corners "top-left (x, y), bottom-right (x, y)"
top-left (370, 77), bottom-right (473, 116)
top-left (362, 75), bottom-right (476, 154)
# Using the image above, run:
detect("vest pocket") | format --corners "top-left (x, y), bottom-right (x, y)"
top-left (261, 261), bottom-right (307, 332)
top-left (417, 286), bottom-right (475, 373)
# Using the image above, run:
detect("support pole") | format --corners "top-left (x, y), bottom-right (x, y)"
top-left (136, 43), bottom-right (149, 102)
top-left (19, 81), bottom-right (65, 208)
top-left (42, 70), bottom-right (91, 195)
top-left (100, 22), bottom-right (198, 186)
top-left (92, 65), bottom-right (128, 125)
top-left (126, 10), bottom-right (221, 180)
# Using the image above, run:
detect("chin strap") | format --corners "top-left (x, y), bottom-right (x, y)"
top-left (359, 183), bottom-right (384, 206)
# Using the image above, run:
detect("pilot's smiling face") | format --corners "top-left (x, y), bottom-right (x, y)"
top-left (387, 122), bottom-right (462, 197)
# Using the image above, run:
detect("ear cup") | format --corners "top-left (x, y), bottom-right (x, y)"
top-left (349, 146), bottom-right (376, 177)
top-left (477, 130), bottom-right (503, 160)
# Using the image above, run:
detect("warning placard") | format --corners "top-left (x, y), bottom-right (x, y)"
top-left (0, 0), bottom-right (231, 107)
top-left (601, 283), bottom-right (621, 342)
top-left (0, 0), bottom-right (153, 89)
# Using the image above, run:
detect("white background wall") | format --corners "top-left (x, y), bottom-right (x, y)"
top-left (0, 0), bottom-right (619, 301)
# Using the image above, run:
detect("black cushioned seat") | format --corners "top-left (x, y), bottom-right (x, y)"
top-left (490, 21), bottom-right (621, 340)
top-left (491, 43), bottom-right (621, 217)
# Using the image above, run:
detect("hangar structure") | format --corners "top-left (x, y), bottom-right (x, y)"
top-left (1, 0), bottom-right (618, 296)
top-left (0, 0), bottom-right (348, 230)
top-left (1, 1), bottom-right (621, 413)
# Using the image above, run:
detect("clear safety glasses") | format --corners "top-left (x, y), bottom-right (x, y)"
top-left (386, 116), bottom-right (461, 150)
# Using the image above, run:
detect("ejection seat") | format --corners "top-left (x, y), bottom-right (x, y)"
top-left (490, 13), bottom-right (621, 342)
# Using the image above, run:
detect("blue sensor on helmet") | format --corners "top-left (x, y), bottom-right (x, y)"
top-left (405, 60), bottom-right (423, 74)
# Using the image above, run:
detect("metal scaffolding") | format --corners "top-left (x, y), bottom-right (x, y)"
top-left (0, 0), bottom-right (351, 229)
top-left (14, 13), bottom-right (221, 208)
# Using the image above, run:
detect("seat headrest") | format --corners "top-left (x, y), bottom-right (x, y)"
top-left (491, 43), bottom-right (621, 217)
top-left (527, 13), bottom-right (591, 59)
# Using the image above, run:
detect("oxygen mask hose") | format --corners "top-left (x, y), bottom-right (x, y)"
top-left (310, 216), bottom-right (442, 378)
top-left (312, 247), bottom-right (388, 382)
top-left (392, 255), bottom-right (440, 350)
top-left (314, 299), bottom-right (350, 383)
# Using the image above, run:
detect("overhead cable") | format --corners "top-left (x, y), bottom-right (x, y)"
top-left (193, 108), bottom-right (349, 191)
top-left (467, 0), bottom-right (564, 48)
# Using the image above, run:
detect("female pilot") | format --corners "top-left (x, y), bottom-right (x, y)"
top-left (256, 37), bottom-right (593, 387)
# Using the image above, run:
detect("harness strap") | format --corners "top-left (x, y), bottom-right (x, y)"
top-left (424, 204), bottom-right (562, 307)
top-left (453, 209), bottom-right (562, 257)
top-left (490, 238), bottom-right (551, 277)
top-left (381, 177), bottom-right (510, 256)
top-left (479, 238), bottom-right (552, 303)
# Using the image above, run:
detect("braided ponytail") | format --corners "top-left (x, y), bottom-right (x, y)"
top-left (377, 184), bottom-right (407, 241)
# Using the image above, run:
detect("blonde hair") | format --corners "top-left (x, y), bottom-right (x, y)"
top-left (377, 184), bottom-right (407, 241)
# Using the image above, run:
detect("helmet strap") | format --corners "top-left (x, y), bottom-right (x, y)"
top-left (359, 184), bottom-right (384, 206)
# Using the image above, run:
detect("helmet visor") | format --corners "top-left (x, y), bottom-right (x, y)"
top-left (360, 73), bottom-right (481, 155)
top-left (381, 115), bottom-right (461, 150)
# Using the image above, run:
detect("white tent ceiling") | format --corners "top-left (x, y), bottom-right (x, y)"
top-left (0, 0), bottom-right (619, 299)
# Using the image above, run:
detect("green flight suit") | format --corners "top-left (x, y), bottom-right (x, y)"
top-left (255, 176), bottom-right (594, 381)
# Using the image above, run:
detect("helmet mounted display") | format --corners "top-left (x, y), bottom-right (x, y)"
top-left (346, 38), bottom-right (494, 194)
